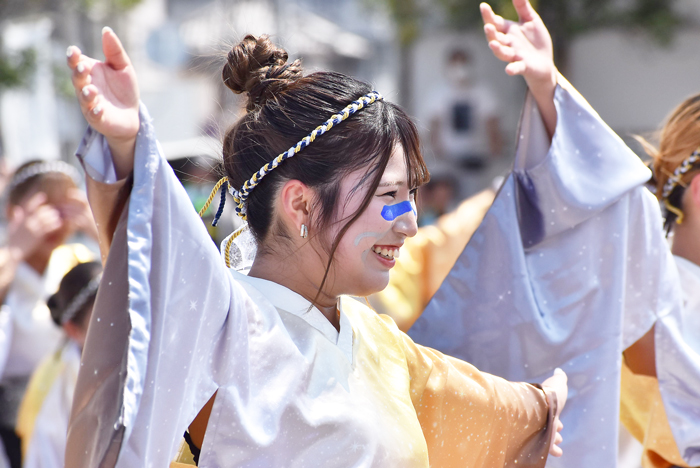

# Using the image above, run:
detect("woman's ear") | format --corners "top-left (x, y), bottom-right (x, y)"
top-left (690, 174), bottom-right (700, 211)
top-left (278, 179), bottom-right (312, 232)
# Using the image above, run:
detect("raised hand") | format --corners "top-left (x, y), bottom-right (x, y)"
top-left (7, 192), bottom-right (64, 259)
top-left (480, 0), bottom-right (557, 136)
top-left (67, 27), bottom-right (140, 179)
top-left (542, 368), bottom-right (568, 457)
top-left (59, 188), bottom-right (99, 241)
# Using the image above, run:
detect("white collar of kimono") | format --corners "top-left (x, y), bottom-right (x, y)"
top-left (673, 255), bottom-right (700, 355)
top-left (13, 260), bottom-right (55, 302)
top-left (674, 255), bottom-right (700, 280)
top-left (674, 255), bottom-right (700, 299)
top-left (231, 270), bottom-right (354, 363)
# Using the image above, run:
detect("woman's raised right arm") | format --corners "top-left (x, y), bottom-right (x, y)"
top-left (66, 28), bottom-right (140, 260)
top-left (64, 29), bottom-right (249, 468)
top-left (67, 27), bottom-right (139, 180)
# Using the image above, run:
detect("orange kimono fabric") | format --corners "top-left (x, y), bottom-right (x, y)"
top-left (621, 359), bottom-right (689, 468)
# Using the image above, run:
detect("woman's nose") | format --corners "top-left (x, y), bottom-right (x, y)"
top-left (393, 205), bottom-right (418, 238)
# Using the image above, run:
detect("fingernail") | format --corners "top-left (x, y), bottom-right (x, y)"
top-left (82, 86), bottom-right (90, 97)
top-left (77, 63), bottom-right (85, 73)
top-left (102, 26), bottom-right (113, 35)
top-left (66, 46), bottom-right (74, 58)
top-left (93, 105), bottom-right (102, 115)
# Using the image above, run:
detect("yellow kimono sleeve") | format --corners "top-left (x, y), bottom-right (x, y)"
top-left (620, 360), bottom-right (689, 468)
top-left (398, 325), bottom-right (556, 468)
top-left (170, 439), bottom-right (196, 467)
top-left (369, 189), bottom-right (495, 331)
top-left (16, 351), bottom-right (65, 458)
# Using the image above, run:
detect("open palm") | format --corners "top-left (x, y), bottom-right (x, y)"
top-left (67, 27), bottom-right (140, 176)
top-left (481, 0), bottom-right (556, 93)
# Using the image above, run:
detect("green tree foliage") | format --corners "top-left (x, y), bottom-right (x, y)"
top-left (384, 0), bottom-right (422, 46)
top-left (0, 47), bottom-right (35, 90)
top-left (0, 0), bottom-right (143, 90)
top-left (78, 0), bottom-right (143, 10)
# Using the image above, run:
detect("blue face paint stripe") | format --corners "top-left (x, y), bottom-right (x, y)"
top-left (381, 200), bottom-right (416, 221)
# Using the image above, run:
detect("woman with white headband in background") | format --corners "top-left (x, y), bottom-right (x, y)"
top-left (63, 0), bottom-right (570, 466)
top-left (16, 261), bottom-right (101, 468)
top-left (0, 161), bottom-right (96, 468)
top-left (613, 95), bottom-right (700, 468)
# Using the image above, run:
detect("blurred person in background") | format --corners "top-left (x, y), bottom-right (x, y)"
top-left (0, 159), bottom-right (10, 204)
top-left (428, 47), bottom-right (503, 199)
top-left (415, 172), bottom-right (459, 227)
top-left (615, 94), bottom-right (700, 468)
top-left (0, 161), bottom-right (96, 468)
top-left (16, 261), bottom-right (101, 468)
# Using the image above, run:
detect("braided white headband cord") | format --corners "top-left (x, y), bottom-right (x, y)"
top-left (661, 150), bottom-right (700, 199)
top-left (228, 91), bottom-right (384, 220)
top-left (660, 149), bottom-right (700, 225)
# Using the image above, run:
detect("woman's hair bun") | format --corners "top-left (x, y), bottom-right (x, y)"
top-left (223, 34), bottom-right (303, 111)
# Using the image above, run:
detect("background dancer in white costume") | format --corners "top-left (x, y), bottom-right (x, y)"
top-left (63, 0), bottom-right (568, 466)
top-left (17, 261), bottom-right (101, 468)
top-left (0, 161), bottom-right (95, 468)
top-left (615, 94), bottom-right (700, 468)
top-left (410, 3), bottom-right (700, 468)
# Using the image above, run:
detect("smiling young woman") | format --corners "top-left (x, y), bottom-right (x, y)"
top-left (62, 1), bottom-right (567, 466)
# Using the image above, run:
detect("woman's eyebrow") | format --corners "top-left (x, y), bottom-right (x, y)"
top-left (377, 181), bottom-right (404, 188)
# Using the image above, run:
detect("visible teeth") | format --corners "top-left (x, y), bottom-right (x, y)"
top-left (373, 246), bottom-right (399, 260)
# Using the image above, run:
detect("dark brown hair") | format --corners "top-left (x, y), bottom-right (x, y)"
top-left (221, 34), bottom-right (428, 294)
top-left (47, 261), bottom-right (102, 328)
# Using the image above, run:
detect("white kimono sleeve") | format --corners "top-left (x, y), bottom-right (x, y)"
top-left (66, 104), bottom-right (256, 468)
top-left (409, 81), bottom-right (683, 467)
top-left (0, 305), bottom-right (11, 378)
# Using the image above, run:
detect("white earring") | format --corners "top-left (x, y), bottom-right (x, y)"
top-left (300, 224), bottom-right (308, 239)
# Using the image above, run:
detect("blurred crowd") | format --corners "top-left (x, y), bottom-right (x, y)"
top-left (0, 159), bottom-right (98, 468)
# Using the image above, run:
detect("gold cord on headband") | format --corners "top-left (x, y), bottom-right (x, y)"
top-left (198, 177), bottom-right (229, 217)
top-left (664, 199), bottom-right (685, 225)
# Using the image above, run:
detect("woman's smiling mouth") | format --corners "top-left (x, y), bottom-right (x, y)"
top-left (372, 245), bottom-right (401, 260)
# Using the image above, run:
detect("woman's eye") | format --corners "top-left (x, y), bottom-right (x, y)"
top-left (409, 188), bottom-right (417, 199)
top-left (379, 191), bottom-right (397, 198)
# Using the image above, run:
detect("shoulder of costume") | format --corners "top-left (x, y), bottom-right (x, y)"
top-left (340, 296), bottom-right (402, 334)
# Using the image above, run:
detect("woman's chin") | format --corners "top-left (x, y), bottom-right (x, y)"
top-left (346, 272), bottom-right (390, 298)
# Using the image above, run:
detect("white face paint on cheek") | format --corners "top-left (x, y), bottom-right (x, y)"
top-left (355, 227), bottom-right (392, 263)
top-left (353, 231), bottom-right (384, 246)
